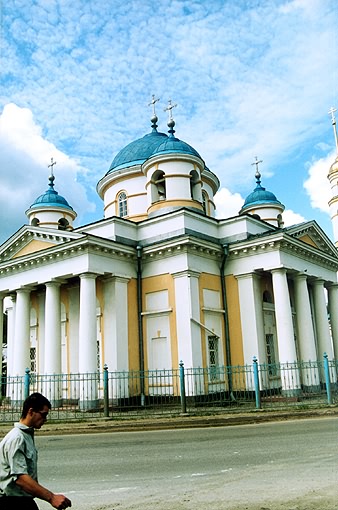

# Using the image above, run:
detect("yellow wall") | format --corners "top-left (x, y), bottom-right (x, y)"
top-left (13, 240), bottom-right (57, 258)
top-left (127, 278), bottom-right (140, 371)
top-left (225, 275), bottom-right (244, 366)
top-left (141, 274), bottom-right (178, 369)
top-left (298, 234), bottom-right (317, 248)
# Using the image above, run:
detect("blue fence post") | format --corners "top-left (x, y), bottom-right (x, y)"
top-left (179, 361), bottom-right (187, 414)
top-left (253, 356), bottom-right (261, 409)
top-left (103, 364), bottom-right (109, 417)
top-left (323, 353), bottom-right (332, 405)
top-left (24, 368), bottom-right (30, 400)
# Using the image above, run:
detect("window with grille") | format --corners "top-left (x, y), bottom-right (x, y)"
top-left (30, 347), bottom-right (36, 373)
top-left (265, 333), bottom-right (278, 376)
top-left (118, 192), bottom-right (128, 217)
top-left (208, 335), bottom-right (219, 381)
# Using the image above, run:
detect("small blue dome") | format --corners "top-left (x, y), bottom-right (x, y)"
top-left (241, 182), bottom-right (282, 211)
top-left (107, 130), bottom-right (168, 174)
top-left (30, 177), bottom-right (74, 211)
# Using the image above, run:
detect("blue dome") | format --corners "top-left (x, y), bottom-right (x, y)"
top-left (107, 130), bottom-right (168, 174)
top-left (30, 183), bottom-right (73, 211)
top-left (241, 183), bottom-right (281, 211)
top-left (151, 134), bottom-right (201, 159)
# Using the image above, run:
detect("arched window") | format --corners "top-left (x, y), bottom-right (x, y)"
top-left (58, 218), bottom-right (69, 230)
top-left (31, 218), bottom-right (40, 227)
top-left (202, 191), bottom-right (209, 215)
top-left (118, 191), bottom-right (128, 217)
top-left (277, 214), bottom-right (284, 228)
top-left (151, 170), bottom-right (166, 202)
top-left (263, 290), bottom-right (273, 303)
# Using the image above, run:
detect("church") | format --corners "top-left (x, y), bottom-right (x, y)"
top-left (0, 100), bottom-right (338, 405)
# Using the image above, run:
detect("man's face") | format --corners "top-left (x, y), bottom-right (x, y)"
top-left (30, 404), bottom-right (49, 429)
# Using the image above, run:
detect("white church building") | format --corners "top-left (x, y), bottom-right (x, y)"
top-left (0, 101), bottom-right (338, 405)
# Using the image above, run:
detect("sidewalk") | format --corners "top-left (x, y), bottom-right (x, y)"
top-left (1, 407), bottom-right (336, 436)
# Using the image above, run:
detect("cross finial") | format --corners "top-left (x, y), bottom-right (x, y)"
top-left (251, 156), bottom-right (263, 173)
top-left (164, 99), bottom-right (177, 121)
top-left (328, 107), bottom-right (338, 155)
top-left (148, 95), bottom-right (160, 116)
top-left (48, 157), bottom-right (57, 176)
top-left (251, 156), bottom-right (263, 184)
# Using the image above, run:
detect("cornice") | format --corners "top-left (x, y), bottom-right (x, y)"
top-left (229, 235), bottom-right (338, 270)
top-left (0, 236), bottom-right (136, 276)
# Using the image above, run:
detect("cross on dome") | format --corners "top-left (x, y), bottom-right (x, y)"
top-left (251, 156), bottom-right (263, 183)
top-left (164, 99), bottom-right (177, 135)
top-left (148, 95), bottom-right (160, 130)
top-left (48, 157), bottom-right (57, 189)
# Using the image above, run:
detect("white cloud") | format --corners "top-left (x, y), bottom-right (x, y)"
top-left (214, 188), bottom-right (244, 219)
top-left (304, 153), bottom-right (333, 214)
top-left (0, 103), bottom-right (95, 243)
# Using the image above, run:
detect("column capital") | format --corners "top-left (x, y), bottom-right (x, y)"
top-left (79, 272), bottom-right (98, 280)
top-left (271, 267), bottom-right (288, 275)
top-left (45, 280), bottom-right (62, 288)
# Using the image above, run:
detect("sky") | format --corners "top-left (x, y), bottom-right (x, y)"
top-left (0, 0), bottom-right (337, 246)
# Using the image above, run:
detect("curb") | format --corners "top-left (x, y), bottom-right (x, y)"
top-left (1, 407), bottom-right (336, 436)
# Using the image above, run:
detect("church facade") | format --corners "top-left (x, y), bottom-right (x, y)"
top-left (1, 104), bottom-right (338, 404)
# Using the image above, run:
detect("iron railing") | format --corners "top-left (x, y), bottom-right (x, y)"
top-left (0, 355), bottom-right (336, 423)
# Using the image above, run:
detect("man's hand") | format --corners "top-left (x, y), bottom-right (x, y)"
top-left (50, 493), bottom-right (72, 509)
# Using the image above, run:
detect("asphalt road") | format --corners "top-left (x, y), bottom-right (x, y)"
top-left (36, 416), bottom-right (337, 510)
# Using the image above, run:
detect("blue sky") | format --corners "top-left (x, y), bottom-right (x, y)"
top-left (0, 0), bottom-right (337, 245)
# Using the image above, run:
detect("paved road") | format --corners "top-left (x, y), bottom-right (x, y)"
top-left (36, 416), bottom-right (337, 510)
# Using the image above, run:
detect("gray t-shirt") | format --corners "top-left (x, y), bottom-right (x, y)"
top-left (0, 422), bottom-right (38, 497)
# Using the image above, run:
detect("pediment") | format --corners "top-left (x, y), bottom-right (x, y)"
top-left (285, 221), bottom-right (338, 258)
top-left (0, 226), bottom-right (81, 262)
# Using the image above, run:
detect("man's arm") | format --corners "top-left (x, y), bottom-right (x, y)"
top-left (15, 474), bottom-right (71, 510)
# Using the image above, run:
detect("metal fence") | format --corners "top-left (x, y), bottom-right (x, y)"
top-left (0, 355), bottom-right (337, 423)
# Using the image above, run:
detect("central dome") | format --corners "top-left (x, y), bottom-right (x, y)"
top-left (107, 130), bottom-right (168, 174)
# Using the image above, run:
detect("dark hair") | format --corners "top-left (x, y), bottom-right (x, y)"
top-left (21, 392), bottom-right (51, 419)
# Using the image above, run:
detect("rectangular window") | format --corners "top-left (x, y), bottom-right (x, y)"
top-left (265, 333), bottom-right (278, 376)
top-left (208, 335), bottom-right (219, 381)
top-left (30, 347), bottom-right (36, 373)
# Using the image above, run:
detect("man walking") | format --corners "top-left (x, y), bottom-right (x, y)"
top-left (0, 392), bottom-right (72, 510)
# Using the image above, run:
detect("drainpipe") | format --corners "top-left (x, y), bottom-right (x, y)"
top-left (136, 245), bottom-right (145, 406)
top-left (220, 244), bottom-right (235, 400)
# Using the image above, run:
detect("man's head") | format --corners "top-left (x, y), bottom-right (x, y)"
top-left (20, 392), bottom-right (51, 429)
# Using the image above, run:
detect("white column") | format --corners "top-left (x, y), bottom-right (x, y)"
top-left (312, 279), bottom-right (334, 359)
top-left (327, 283), bottom-right (338, 359)
top-left (294, 274), bottom-right (317, 361)
top-left (237, 273), bottom-right (265, 365)
top-left (0, 294), bottom-right (4, 388)
top-left (79, 273), bottom-right (98, 409)
top-left (12, 288), bottom-right (31, 403)
top-left (103, 276), bottom-right (129, 372)
top-left (5, 295), bottom-right (16, 379)
top-left (173, 271), bottom-right (202, 369)
top-left (13, 288), bottom-right (31, 376)
top-left (44, 282), bottom-right (62, 406)
top-left (271, 268), bottom-right (301, 395)
top-left (173, 271), bottom-right (202, 397)
top-left (294, 274), bottom-right (320, 391)
top-left (45, 282), bottom-right (62, 374)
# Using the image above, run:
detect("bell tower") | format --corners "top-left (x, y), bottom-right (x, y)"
top-left (327, 107), bottom-right (338, 246)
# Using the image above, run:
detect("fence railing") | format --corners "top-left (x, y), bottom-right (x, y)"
top-left (0, 354), bottom-right (337, 422)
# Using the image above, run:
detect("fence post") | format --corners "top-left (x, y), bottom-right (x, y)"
top-left (253, 356), bottom-right (261, 409)
top-left (103, 364), bottom-right (109, 417)
top-left (179, 361), bottom-right (187, 414)
top-left (24, 368), bottom-right (30, 400)
top-left (323, 353), bottom-right (332, 405)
